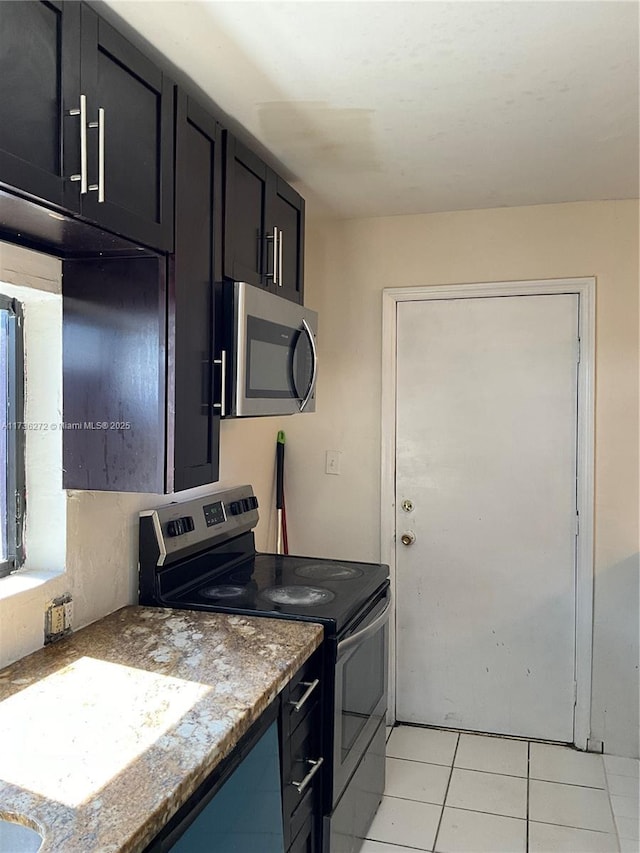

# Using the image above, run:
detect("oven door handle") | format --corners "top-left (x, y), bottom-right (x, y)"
top-left (337, 596), bottom-right (391, 656)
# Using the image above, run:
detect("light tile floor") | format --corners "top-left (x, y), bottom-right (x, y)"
top-left (361, 725), bottom-right (639, 853)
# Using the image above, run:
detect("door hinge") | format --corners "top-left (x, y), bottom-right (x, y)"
top-left (575, 512), bottom-right (579, 536)
top-left (573, 680), bottom-right (578, 706)
top-left (577, 336), bottom-right (581, 364)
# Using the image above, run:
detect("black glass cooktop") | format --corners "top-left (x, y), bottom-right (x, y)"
top-left (169, 552), bottom-right (389, 636)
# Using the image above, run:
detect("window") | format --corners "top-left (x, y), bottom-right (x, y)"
top-left (0, 295), bottom-right (24, 577)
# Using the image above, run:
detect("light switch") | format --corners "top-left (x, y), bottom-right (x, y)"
top-left (325, 450), bottom-right (341, 475)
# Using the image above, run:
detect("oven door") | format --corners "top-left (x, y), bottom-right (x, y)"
top-left (333, 586), bottom-right (390, 805)
top-left (230, 281), bottom-right (317, 417)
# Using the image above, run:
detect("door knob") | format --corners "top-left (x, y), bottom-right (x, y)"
top-left (400, 532), bottom-right (416, 546)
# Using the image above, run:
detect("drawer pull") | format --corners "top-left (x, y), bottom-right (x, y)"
top-left (291, 757), bottom-right (323, 794)
top-left (289, 678), bottom-right (320, 712)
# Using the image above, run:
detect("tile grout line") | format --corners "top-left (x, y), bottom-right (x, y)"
top-left (603, 760), bottom-right (624, 852)
top-left (526, 740), bottom-right (530, 852)
top-left (527, 816), bottom-right (627, 834)
top-left (388, 756), bottom-right (529, 779)
top-left (431, 731), bottom-right (460, 852)
top-left (444, 806), bottom-right (614, 834)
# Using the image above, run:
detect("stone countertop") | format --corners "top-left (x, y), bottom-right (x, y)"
top-left (0, 606), bottom-right (323, 853)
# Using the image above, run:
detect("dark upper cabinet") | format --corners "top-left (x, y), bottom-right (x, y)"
top-left (171, 91), bottom-right (222, 492)
top-left (78, 8), bottom-right (174, 251)
top-left (0, 1), bottom-right (80, 210)
top-left (223, 135), bottom-right (269, 287)
top-left (0, 2), bottom-right (173, 253)
top-left (62, 89), bottom-right (222, 494)
top-left (62, 254), bottom-right (168, 493)
top-left (266, 173), bottom-right (305, 304)
top-left (224, 131), bottom-right (305, 304)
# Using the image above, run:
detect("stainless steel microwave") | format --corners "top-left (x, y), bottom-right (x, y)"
top-left (223, 282), bottom-right (318, 417)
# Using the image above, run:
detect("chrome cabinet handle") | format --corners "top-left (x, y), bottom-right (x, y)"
top-left (291, 757), bottom-right (323, 794)
top-left (278, 228), bottom-right (283, 287)
top-left (299, 318), bottom-right (317, 412)
top-left (288, 678), bottom-right (319, 713)
top-left (69, 94), bottom-right (88, 194)
top-left (265, 227), bottom-right (278, 284)
top-left (273, 226), bottom-right (279, 286)
top-left (88, 108), bottom-right (105, 202)
top-left (213, 349), bottom-right (227, 417)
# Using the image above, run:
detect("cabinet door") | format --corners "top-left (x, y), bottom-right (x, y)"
top-left (266, 174), bottom-right (305, 304)
top-left (223, 133), bottom-right (270, 287)
top-left (170, 92), bottom-right (221, 493)
top-left (0, 1), bottom-right (80, 209)
top-left (79, 8), bottom-right (174, 251)
top-left (62, 256), bottom-right (167, 494)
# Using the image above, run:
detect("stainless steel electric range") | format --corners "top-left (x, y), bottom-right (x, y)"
top-left (138, 484), bottom-right (390, 853)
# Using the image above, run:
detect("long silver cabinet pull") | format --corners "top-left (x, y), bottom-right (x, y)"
top-left (291, 757), bottom-right (323, 795)
top-left (88, 108), bottom-right (105, 203)
top-left (68, 94), bottom-right (88, 194)
top-left (288, 678), bottom-right (320, 713)
top-left (299, 318), bottom-right (318, 412)
top-left (265, 227), bottom-right (278, 283)
top-left (273, 226), bottom-right (279, 286)
top-left (213, 350), bottom-right (227, 417)
top-left (278, 228), bottom-right (283, 287)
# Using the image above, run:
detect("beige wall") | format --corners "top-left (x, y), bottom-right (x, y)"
top-left (285, 199), bottom-right (639, 757)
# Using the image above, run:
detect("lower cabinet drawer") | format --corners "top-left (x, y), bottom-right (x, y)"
top-left (289, 809), bottom-right (315, 853)
top-left (281, 651), bottom-right (324, 853)
top-left (284, 710), bottom-right (323, 817)
top-left (282, 649), bottom-right (323, 740)
top-left (289, 784), bottom-right (314, 844)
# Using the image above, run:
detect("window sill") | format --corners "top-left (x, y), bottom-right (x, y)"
top-left (0, 567), bottom-right (65, 602)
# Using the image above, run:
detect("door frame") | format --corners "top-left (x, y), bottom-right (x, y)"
top-left (381, 278), bottom-right (595, 749)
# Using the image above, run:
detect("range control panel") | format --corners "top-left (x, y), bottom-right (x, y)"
top-left (140, 485), bottom-right (259, 564)
top-left (203, 501), bottom-right (225, 528)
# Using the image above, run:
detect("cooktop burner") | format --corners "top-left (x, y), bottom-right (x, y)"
top-left (201, 585), bottom-right (247, 600)
top-left (295, 563), bottom-right (364, 580)
top-left (260, 585), bottom-right (336, 606)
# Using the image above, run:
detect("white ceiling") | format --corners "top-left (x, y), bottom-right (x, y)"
top-left (104, 1), bottom-right (639, 219)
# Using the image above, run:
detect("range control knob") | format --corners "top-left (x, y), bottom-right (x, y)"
top-left (167, 516), bottom-right (195, 537)
top-left (229, 496), bottom-right (258, 516)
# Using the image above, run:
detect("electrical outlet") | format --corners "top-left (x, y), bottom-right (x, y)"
top-left (45, 594), bottom-right (73, 644)
top-left (49, 604), bottom-right (65, 634)
top-left (325, 450), bottom-right (341, 475)
top-left (63, 599), bottom-right (73, 630)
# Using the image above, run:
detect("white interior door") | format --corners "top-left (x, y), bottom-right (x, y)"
top-left (395, 293), bottom-right (579, 742)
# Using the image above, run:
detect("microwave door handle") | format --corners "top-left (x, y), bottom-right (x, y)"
top-left (299, 319), bottom-right (317, 412)
top-left (213, 349), bottom-right (227, 417)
